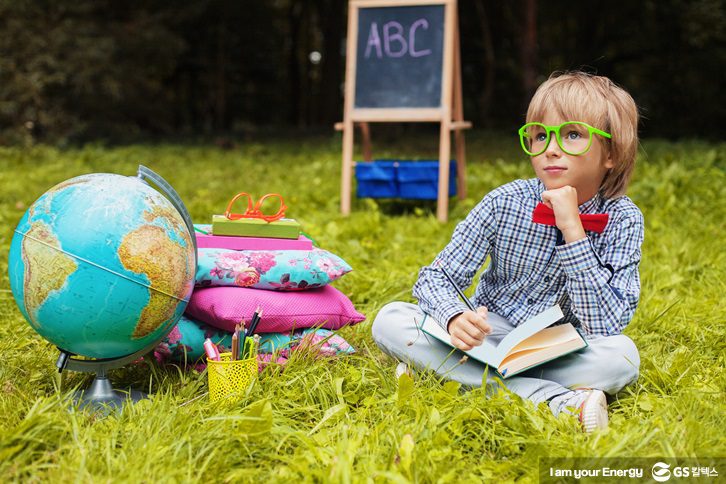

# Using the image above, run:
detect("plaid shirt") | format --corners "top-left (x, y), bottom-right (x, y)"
top-left (413, 178), bottom-right (644, 336)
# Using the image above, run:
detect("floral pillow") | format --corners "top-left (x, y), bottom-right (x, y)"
top-left (196, 248), bottom-right (352, 291)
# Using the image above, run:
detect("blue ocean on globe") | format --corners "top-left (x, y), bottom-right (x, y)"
top-left (8, 173), bottom-right (196, 359)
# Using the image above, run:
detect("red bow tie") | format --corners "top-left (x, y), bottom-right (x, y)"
top-left (532, 203), bottom-right (609, 233)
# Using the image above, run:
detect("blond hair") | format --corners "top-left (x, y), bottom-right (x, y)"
top-left (526, 71), bottom-right (639, 199)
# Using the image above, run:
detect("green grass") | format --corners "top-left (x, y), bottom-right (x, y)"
top-left (0, 133), bottom-right (724, 482)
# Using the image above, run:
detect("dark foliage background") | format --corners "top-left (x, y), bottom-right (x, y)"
top-left (1, 0), bottom-right (723, 144)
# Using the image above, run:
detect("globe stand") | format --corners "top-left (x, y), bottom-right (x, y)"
top-left (56, 338), bottom-right (161, 414)
top-left (73, 371), bottom-right (147, 412)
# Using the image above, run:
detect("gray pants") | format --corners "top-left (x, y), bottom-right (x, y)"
top-left (372, 302), bottom-right (640, 406)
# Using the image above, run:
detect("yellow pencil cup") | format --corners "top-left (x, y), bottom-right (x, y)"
top-left (207, 346), bottom-right (257, 403)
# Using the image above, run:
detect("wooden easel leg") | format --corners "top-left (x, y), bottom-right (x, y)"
top-left (452, 13), bottom-right (467, 200)
top-left (341, 124), bottom-right (355, 216)
top-left (437, 122), bottom-right (451, 223)
top-left (454, 130), bottom-right (467, 200)
top-left (360, 122), bottom-right (372, 162)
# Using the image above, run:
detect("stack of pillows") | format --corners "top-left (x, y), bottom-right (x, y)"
top-left (156, 245), bottom-right (365, 364)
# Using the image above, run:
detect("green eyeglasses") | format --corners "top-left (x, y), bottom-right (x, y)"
top-left (518, 121), bottom-right (611, 156)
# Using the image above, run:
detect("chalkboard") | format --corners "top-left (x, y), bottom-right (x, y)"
top-left (354, 5), bottom-right (444, 108)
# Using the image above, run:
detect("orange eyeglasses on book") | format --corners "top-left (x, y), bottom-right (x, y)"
top-left (224, 192), bottom-right (287, 223)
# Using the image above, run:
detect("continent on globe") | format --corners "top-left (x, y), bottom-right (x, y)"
top-left (118, 222), bottom-right (194, 338)
top-left (21, 221), bottom-right (78, 328)
top-left (143, 202), bottom-right (188, 237)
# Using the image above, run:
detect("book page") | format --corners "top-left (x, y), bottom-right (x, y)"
top-left (494, 306), bottom-right (564, 364)
top-left (506, 324), bottom-right (581, 356)
top-left (499, 338), bottom-right (586, 376)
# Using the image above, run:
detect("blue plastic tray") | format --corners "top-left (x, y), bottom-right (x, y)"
top-left (355, 160), bottom-right (456, 200)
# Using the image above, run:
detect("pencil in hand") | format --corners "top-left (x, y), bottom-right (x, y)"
top-left (436, 261), bottom-right (477, 312)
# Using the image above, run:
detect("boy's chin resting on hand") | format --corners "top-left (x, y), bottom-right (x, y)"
top-left (447, 307), bottom-right (492, 351)
top-left (541, 186), bottom-right (587, 243)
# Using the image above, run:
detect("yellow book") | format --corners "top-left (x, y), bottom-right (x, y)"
top-left (211, 215), bottom-right (301, 239)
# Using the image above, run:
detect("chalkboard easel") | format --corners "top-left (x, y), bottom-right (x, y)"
top-left (337, 0), bottom-right (470, 222)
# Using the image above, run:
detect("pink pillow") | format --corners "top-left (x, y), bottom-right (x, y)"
top-left (185, 285), bottom-right (365, 333)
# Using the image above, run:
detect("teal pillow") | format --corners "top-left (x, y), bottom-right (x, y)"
top-left (196, 248), bottom-right (352, 290)
top-left (158, 315), bottom-right (231, 361)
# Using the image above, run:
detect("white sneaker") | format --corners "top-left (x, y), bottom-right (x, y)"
top-left (395, 362), bottom-right (412, 379)
top-left (578, 390), bottom-right (608, 432)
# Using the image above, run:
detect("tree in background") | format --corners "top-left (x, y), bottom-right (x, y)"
top-left (0, 0), bottom-right (723, 143)
top-left (0, 1), bottom-right (186, 143)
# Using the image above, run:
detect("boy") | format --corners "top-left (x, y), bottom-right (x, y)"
top-left (372, 71), bottom-right (643, 432)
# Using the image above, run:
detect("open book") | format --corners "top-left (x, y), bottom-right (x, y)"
top-left (419, 305), bottom-right (588, 378)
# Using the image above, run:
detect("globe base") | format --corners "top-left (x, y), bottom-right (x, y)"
top-left (73, 375), bottom-right (147, 413)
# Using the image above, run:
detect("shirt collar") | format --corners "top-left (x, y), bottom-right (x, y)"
top-left (533, 178), bottom-right (604, 214)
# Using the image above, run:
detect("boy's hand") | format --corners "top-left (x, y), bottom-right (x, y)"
top-left (447, 307), bottom-right (492, 351)
top-left (541, 186), bottom-right (586, 243)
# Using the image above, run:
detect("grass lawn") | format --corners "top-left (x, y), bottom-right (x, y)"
top-left (0, 133), bottom-right (724, 482)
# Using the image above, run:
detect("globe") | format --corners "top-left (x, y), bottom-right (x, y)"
top-left (8, 172), bottom-right (196, 360)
